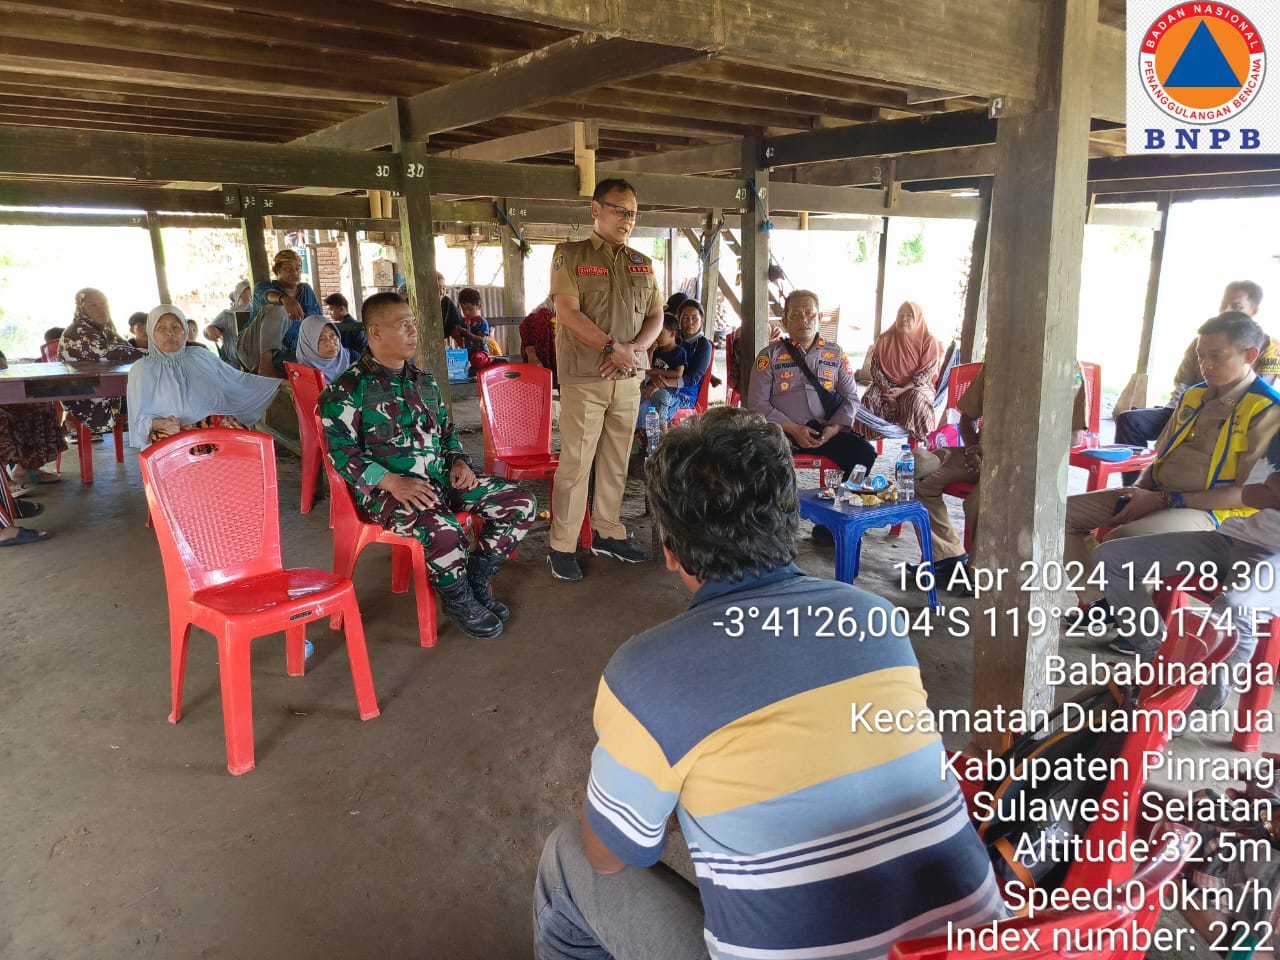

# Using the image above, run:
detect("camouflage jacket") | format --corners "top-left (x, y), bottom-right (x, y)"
top-left (319, 351), bottom-right (472, 502)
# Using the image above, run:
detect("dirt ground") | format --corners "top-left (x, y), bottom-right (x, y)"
top-left (1, 393), bottom-right (1272, 960)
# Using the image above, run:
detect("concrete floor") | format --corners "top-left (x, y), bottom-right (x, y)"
top-left (1, 395), bottom-right (1272, 959)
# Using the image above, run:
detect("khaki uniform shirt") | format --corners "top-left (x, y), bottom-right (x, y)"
top-left (748, 336), bottom-right (858, 427)
top-left (548, 233), bottom-right (663, 386)
top-left (959, 364), bottom-right (1089, 433)
top-left (1151, 370), bottom-right (1280, 491)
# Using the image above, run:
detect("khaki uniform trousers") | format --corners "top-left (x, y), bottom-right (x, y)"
top-left (1064, 488), bottom-right (1219, 602)
top-left (913, 447), bottom-right (979, 562)
top-left (550, 378), bottom-right (641, 552)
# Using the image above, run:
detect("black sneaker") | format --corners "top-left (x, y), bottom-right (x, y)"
top-left (590, 534), bottom-right (647, 563)
top-left (1108, 636), bottom-right (1137, 655)
top-left (548, 550), bottom-right (584, 582)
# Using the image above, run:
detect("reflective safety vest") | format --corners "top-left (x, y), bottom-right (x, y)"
top-left (1156, 377), bottom-right (1280, 524)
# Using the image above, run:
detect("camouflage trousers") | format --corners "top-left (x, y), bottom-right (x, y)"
top-left (361, 475), bottom-right (536, 586)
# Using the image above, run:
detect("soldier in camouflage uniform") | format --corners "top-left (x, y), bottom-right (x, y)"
top-left (319, 292), bottom-right (534, 639)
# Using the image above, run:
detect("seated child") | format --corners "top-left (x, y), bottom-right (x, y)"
top-left (636, 314), bottom-right (689, 429)
top-left (456, 287), bottom-right (496, 373)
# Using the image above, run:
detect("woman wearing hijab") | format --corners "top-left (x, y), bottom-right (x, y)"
top-left (58, 288), bottom-right (146, 434)
top-left (857, 301), bottom-right (943, 442)
top-left (127, 306), bottom-right (280, 449)
top-left (295, 315), bottom-right (355, 382)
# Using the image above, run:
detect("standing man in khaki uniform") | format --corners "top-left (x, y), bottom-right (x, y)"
top-left (546, 178), bottom-right (664, 582)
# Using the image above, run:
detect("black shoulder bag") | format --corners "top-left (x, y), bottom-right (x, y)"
top-left (789, 342), bottom-right (844, 421)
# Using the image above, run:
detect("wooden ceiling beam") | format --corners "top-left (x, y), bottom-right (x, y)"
top-left (0, 71), bottom-right (372, 114)
top-left (0, 85), bottom-right (357, 122)
top-left (0, 99), bottom-right (319, 134)
top-left (523, 103), bottom-right (754, 139)
top-left (440, 122), bottom-right (585, 162)
top-left (0, 124), bottom-right (406, 188)
top-left (0, 9), bottom-right (485, 85)
top-left (0, 113), bottom-right (277, 141)
top-left (575, 87), bottom-right (819, 132)
top-left (600, 142), bottom-right (742, 176)
top-left (1091, 171), bottom-right (1280, 195)
top-left (0, 0), bottom-right (514, 71)
top-left (670, 60), bottom-right (920, 110)
top-left (614, 75), bottom-right (879, 123)
top-left (0, 39), bottom-right (443, 102)
top-left (294, 34), bottom-right (708, 150)
top-left (413, 1), bottom-right (1125, 121)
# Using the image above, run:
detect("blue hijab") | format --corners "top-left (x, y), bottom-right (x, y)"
top-left (127, 305), bottom-right (280, 449)
top-left (296, 315), bottom-right (355, 382)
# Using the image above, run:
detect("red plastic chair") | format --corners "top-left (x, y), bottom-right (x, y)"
top-left (889, 824), bottom-right (1197, 960)
top-left (139, 429), bottom-right (379, 776)
top-left (283, 362), bottom-right (326, 515)
top-left (1154, 577), bottom-right (1280, 752)
top-left (478, 363), bottom-right (590, 550)
top-left (316, 411), bottom-right (475, 649)
top-left (44, 338), bottom-right (125, 483)
top-left (1069, 361), bottom-right (1157, 491)
top-left (939, 362), bottom-right (984, 552)
top-left (669, 345), bottom-right (715, 427)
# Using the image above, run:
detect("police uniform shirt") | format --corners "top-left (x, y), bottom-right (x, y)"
top-left (548, 232), bottom-right (663, 386)
top-left (748, 336), bottom-right (858, 427)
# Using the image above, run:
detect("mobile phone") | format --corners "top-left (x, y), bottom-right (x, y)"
top-left (1112, 496), bottom-right (1131, 516)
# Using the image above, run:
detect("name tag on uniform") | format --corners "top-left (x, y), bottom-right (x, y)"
top-left (577, 266), bottom-right (609, 276)
top-left (627, 265), bottom-right (653, 274)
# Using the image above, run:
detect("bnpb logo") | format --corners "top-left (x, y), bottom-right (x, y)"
top-left (1141, 4), bottom-right (1265, 124)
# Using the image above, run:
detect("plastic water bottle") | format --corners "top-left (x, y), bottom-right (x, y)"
top-left (645, 408), bottom-right (662, 456)
top-left (895, 444), bottom-right (915, 501)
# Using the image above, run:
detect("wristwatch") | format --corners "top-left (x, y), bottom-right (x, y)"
top-left (603, 337), bottom-right (616, 356)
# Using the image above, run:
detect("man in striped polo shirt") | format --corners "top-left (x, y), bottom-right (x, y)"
top-left (533, 407), bottom-right (1005, 960)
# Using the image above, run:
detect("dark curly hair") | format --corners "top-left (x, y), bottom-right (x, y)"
top-left (645, 406), bottom-right (798, 583)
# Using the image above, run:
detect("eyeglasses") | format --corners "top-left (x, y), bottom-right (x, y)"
top-left (598, 199), bottom-right (641, 223)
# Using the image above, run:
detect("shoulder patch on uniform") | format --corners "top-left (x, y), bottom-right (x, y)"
top-left (577, 265), bottom-right (609, 276)
top-left (553, 254), bottom-right (563, 271)
top-left (756, 355), bottom-right (769, 372)
top-left (629, 252), bottom-right (646, 264)
top-left (627, 264), bottom-right (653, 274)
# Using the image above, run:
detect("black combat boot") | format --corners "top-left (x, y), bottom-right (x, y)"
top-left (466, 553), bottom-right (510, 621)
top-left (436, 576), bottom-right (503, 639)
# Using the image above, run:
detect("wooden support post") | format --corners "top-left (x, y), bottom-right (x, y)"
top-left (575, 121), bottom-right (597, 198)
top-left (465, 246), bottom-right (477, 286)
top-left (242, 208), bottom-right (269, 288)
top-left (146, 213), bottom-right (171, 305)
top-left (700, 209), bottom-right (721, 327)
top-left (1136, 192), bottom-right (1171, 376)
top-left (873, 217), bottom-right (889, 338)
top-left (500, 199), bottom-right (526, 323)
top-left (960, 182), bottom-right (993, 361)
top-left (665, 229), bottom-right (675, 301)
top-left (389, 99), bottom-right (449, 402)
top-left (971, 0), bottom-right (1097, 743)
top-left (345, 224), bottom-right (364, 318)
top-left (739, 137), bottom-right (769, 403)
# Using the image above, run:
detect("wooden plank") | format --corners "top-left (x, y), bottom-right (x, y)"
top-left (959, 182), bottom-right (992, 361)
top-left (0, 38), bottom-right (426, 102)
top-left (429, 0), bottom-right (1040, 108)
top-left (500, 201), bottom-right (526, 320)
top-left (0, 179), bottom-right (224, 212)
top-left (789, 145), bottom-right (998, 187)
top-left (764, 110), bottom-right (998, 170)
top-left (239, 192), bottom-right (269, 288)
top-left (767, 181), bottom-right (983, 220)
top-left (873, 219), bottom-right (889, 339)
top-left (0, 112), bottom-right (295, 141)
top-left (297, 34), bottom-right (706, 150)
top-left (1087, 206), bottom-right (1163, 229)
top-left (629, 172), bottom-right (739, 209)
top-left (429, 157), bottom-right (580, 201)
top-left (1092, 171), bottom-right (1280, 196)
top-left (147, 213), bottom-right (171, 304)
top-left (600, 141), bottom-right (742, 176)
top-left (346, 226), bottom-right (365, 318)
top-left (972, 0), bottom-right (1097, 742)
top-left (739, 137), bottom-right (769, 404)
top-left (1136, 194), bottom-right (1171, 376)
top-left (0, 211), bottom-right (149, 227)
top-left (617, 74), bottom-right (878, 123)
top-left (0, 125), bottom-right (404, 189)
top-left (441, 122), bottom-right (579, 162)
top-left (524, 102), bottom-right (755, 139)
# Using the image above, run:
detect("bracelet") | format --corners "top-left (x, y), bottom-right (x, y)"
top-left (1161, 490), bottom-right (1187, 509)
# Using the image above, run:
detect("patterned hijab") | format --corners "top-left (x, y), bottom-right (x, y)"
top-left (876, 301), bottom-right (942, 384)
top-left (296, 315), bottom-right (354, 382)
top-left (126, 305), bottom-right (279, 448)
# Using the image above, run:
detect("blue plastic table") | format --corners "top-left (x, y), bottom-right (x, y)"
top-left (797, 490), bottom-right (939, 609)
